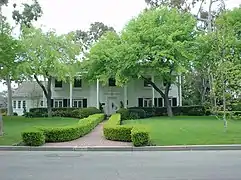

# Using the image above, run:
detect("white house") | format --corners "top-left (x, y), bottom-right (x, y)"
top-left (12, 76), bottom-right (182, 115)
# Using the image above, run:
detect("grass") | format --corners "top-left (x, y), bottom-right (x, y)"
top-left (123, 116), bottom-right (241, 146)
top-left (0, 116), bottom-right (79, 145)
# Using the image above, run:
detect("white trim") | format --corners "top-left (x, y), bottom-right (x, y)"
top-left (152, 75), bottom-right (155, 106)
top-left (96, 79), bottom-right (100, 109)
top-left (124, 85), bottom-right (127, 108)
top-left (54, 99), bottom-right (63, 108)
top-left (70, 82), bottom-right (73, 108)
top-left (72, 99), bottom-right (83, 108)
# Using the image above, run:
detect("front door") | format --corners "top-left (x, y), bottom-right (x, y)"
top-left (107, 97), bottom-right (119, 115)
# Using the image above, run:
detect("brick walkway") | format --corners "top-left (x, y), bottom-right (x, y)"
top-left (44, 122), bottom-right (132, 147)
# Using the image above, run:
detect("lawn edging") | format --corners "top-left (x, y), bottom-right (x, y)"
top-left (21, 113), bottom-right (105, 146)
top-left (2, 144), bottom-right (241, 151)
top-left (103, 113), bottom-right (150, 146)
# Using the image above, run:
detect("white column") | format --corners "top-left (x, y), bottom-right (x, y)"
top-left (70, 82), bottom-right (73, 107)
top-left (96, 79), bottom-right (100, 109)
top-left (152, 75), bottom-right (155, 106)
top-left (178, 75), bottom-right (182, 106)
top-left (124, 85), bottom-right (127, 108)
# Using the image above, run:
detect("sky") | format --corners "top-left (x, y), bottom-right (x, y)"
top-left (0, 0), bottom-right (241, 92)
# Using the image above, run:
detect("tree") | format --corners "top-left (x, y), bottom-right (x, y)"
top-left (74, 22), bottom-right (115, 52)
top-left (20, 27), bottom-right (81, 117)
top-left (86, 7), bottom-right (196, 116)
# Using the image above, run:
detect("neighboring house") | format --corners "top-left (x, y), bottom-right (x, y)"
top-left (12, 81), bottom-right (43, 115)
top-left (12, 76), bottom-right (182, 116)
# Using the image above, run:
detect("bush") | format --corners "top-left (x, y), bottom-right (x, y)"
top-left (28, 107), bottom-right (101, 118)
top-left (116, 108), bottom-right (147, 120)
top-left (103, 113), bottom-right (133, 142)
top-left (13, 112), bottom-right (18, 116)
top-left (128, 105), bottom-right (207, 117)
top-left (21, 130), bottom-right (45, 146)
top-left (38, 113), bottom-right (104, 143)
top-left (116, 108), bottom-right (129, 120)
top-left (131, 127), bottom-right (150, 147)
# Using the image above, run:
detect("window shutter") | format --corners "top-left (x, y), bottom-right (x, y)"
top-left (172, 97), bottom-right (177, 107)
top-left (138, 98), bottom-right (143, 107)
top-left (83, 99), bottom-right (87, 108)
top-left (63, 99), bottom-right (67, 107)
top-left (51, 99), bottom-right (53, 108)
top-left (158, 98), bottom-right (163, 107)
top-left (154, 98), bottom-right (157, 107)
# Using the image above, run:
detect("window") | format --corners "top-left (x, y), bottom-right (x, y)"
top-left (108, 78), bottom-right (116, 86)
top-left (18, 101), bottom-right (21, 109)
top-left (74, 78), bottom-right (82, 88)
top-left (55, 79), bottom-right (62, 88)
top-left (172, 97), bottom-right (177, 107)
top-left (144, 78), bottom-right (152, 87)
top-left (13, 101), bottom-right (16, 108)
top-left (22, 101), bottom-right (26, 109)
top-left (73, 99), bottom-right (83, 108)
top-left (54, 100), bottom-right (63, 108)
top-left (143, 98), bottom-right (153, 107)
top-left (40, 101), bottom-right (44, 107)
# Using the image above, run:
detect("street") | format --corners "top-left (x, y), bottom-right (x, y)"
top-left (1, 150), bottom-right (241, 180)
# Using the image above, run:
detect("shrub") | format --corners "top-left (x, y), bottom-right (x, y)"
top-left (21, 130), bottom-right (45, 146)
top-left (13, 112), bottom-right (18, 116)
top-left (103, 113), bottom-right (133, 142)
top-left (128, 105), bottom-right (207, 117)
top-left (131, 127), bottom-right (150, 147)
top-left (38, 113), bottom-right (104, 143)
top-left (129, 109), bottom-right (146, 119)
top-left (28, 107), bottom-right (101, 118)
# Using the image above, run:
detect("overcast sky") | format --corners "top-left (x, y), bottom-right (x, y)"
top-left (0, 0), bottom-right (241, 92)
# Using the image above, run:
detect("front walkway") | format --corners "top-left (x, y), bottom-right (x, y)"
top-left (44, 122), bottom-right (132, 147)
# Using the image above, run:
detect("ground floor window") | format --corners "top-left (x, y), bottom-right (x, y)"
top-left (18, 101), bottom-right (21, 109)
top-left (13, 101), bottom-right (16, 108)
top-left (73, 99), bottom-right (83, 108)
top-left (40, 101), bottom-right (44, 107)
top-left (143, 98), bottom-right (153, 107)
top-left (22, 100), bottom-right (26, 109)
top-left (54, 99), bottom-right (63, 108)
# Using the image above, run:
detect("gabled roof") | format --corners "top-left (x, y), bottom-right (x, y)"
top-left (12, 81), bottom-right (43, 98)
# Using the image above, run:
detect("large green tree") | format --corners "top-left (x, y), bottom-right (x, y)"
top-left (20, 27), bottom-right (81, 117)
top-left (86, 7), bottom-right (196, 116)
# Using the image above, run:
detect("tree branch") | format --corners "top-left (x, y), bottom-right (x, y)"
top-left (34, 75), bottom-right (48, 98)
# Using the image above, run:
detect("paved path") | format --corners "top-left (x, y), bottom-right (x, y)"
top-left (1, 151), bottom-right (241, 180)
top-left (44, 122), bottom-right (131, 147)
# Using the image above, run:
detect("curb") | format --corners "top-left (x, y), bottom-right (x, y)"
top-left (1, 145), bottom-right (241, 151)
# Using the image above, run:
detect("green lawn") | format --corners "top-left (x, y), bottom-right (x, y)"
top-left (0, 116), bottom-right (78, 145)
top-left (123, 116), bottom-right (241, 146)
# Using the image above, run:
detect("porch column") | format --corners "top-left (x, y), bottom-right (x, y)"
top-left (152, 75), bottom-right (155, 106)
top-left (178, 75), bottom-right (182, 106)
top-left (69, 82), bottom-right (73, 107)
top-left (96, 79), bottom-right (100, 109)
top-left (124, 85), bottom-right (127, 108)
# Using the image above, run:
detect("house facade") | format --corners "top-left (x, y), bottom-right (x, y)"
top-left (13, 76), bottom-right (182, 116)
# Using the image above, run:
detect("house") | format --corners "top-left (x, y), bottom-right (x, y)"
top-left (0, 92), bottom-right (7, 109)
top-left (12, 76), bottom-right (182, 116)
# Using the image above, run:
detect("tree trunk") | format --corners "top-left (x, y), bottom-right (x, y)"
top-left (0, 113), bottom-right (3, 136)
top-left (141, 76), bottom-right (173, 117)
top-left (6, 75), bottom-right (13, 116)
top-left (34, 75), bottom-right (52, 117)
top-left (47, 77), bottom-right (52, 117)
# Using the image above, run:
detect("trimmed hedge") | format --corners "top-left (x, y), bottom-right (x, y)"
top-left (128, 105), bottom-right (208, 118)
top-left (21, 130), bottom-right (45, 146)
top-left (103, 113), bottom-right (150, 146)
top-left (21, 113), bottom-right (105, 146)
top-left (131, 127), bottom-right (150, 147)
top-left (27, 107), bottom-right (101, 118)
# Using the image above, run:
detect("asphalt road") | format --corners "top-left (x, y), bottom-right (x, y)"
top-left (1, 150), bottom-right (241, 180)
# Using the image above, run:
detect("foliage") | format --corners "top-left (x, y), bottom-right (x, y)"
top-left (117, 108), bottom-right (147, 120)
top-left (103, 114), bottom-right (133, 142)
top-left (20, 26), bottom-right (81, 117)
top-left (21, 130), bottom-right (45, 146)
top-left (22, 114), bottom-right (104, 145)
top-left (131, 127), bottom-right (150, 147)
top-left (27, 107), bottom-right (101, 118)
top-left (86, 7), bottom-right (196, 117)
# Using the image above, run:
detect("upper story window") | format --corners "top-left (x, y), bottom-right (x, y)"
top-left (74, 78), bottom-right (82, 88)
top-left (108, 78), bottom-right (116, 86)
top-left (144, 77), bottom-right (152, 87)
top-left (55, 79), bottom-right (62, 88)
